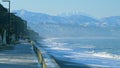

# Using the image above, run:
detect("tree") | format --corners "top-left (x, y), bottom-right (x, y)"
top-left (0, 4), bottom-right (27, 45)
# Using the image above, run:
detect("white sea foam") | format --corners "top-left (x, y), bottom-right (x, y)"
top-left (92, 52), bottom-right (120, 60)
top-left (64, 52), bottom-right (91, 60)
top-left (43, 38), bottom-right (72, 51)
top-left (63, 51), bottom-right (120, 61)
top-left (45, 42), bottom-right (70, 50)
top-left (43, 38), bottom-right (58, 42)
top-left (44, 37), bottom-right (118, 40)
top-left (50, 47), bottom-right (72, 51)
top-left (43, 38), bottom-right (120, 61)
top-left (42, 37), bottom-right (120, 67)
top-left (51, 42), bottom-right (68, 46)
top-left (87, 64), bottom-right (111, 68)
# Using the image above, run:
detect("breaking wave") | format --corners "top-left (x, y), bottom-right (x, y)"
top-left (92, 52), bottom-right (120, 60)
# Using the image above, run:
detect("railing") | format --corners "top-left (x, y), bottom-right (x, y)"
top-left (31, 41), bottom-right (60, 68)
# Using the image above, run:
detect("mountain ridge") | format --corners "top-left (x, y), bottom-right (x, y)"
top-left (13, 10), bottom-right (120, 37)
top-left (13, 10), bottom-right (120, 27)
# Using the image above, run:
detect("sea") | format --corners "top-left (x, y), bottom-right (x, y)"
top-left (38, 37), bottom-right (120, 68)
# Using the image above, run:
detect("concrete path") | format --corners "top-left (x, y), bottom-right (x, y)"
top-left (0, 43), bottom-right (38, 68)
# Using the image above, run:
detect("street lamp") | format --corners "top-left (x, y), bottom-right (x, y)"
top-left (2, 0), bottom-right (10, 13)
top-left (2, 0), bottom-right (11, 44)
top-left (2, 0), bottom-right (10, 24)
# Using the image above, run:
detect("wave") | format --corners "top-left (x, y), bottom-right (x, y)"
top-left (43, 37), bottom-right (119, 40)
top-left (41, 38), bottom-right (120, 68)
top-left (50, 47), bottom-right (72, 51)
top-left (75, 45), bottom-right (95, 49)
top-left (42, 39), bottom-right (72, 51)
top-left (92, 52), bottom-right (120, 60)
top-left (43, 38), bottom-right (120, 61)
top-left (63, 51), bottom-right (120, 61)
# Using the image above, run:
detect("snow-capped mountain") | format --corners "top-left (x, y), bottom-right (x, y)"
top-left (14, 10), bottom-right (100, 25)
top-left (14, 10), bottom-right (71, 25)
top-left (13, 10), bottom-right (120, 37)
top-left (14, 10), bottom-right (120, 27)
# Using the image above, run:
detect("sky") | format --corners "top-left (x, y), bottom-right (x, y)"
top-left (0, 0), bottom-right (120, 18)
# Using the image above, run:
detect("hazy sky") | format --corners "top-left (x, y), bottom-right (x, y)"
top-left (0, 0), bottom-right (120, 18)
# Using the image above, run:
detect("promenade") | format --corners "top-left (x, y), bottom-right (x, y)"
top-left (0, 42), bottom-right (38, 68)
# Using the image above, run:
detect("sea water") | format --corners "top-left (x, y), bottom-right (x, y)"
top-left (39, 37), bottom-right (120, 68)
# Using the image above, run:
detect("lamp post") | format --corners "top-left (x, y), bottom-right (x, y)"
top-left (2, 0), bottom-right (11, 44)
top-left (2, 0), bottom-right (10, 26)
top-left (2, 0), bottom-right (10, 12)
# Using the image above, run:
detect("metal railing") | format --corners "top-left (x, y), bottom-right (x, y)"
top-left (31, 41), bottom-right (60, 68)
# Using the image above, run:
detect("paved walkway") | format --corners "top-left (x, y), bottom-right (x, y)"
top-left (0, 43), bottom-right (38, 68)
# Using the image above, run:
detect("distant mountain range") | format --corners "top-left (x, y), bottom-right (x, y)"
top-left (14, 10), bottom-right (120, 27)
top-left (13, 10), bottom-right (120, 37)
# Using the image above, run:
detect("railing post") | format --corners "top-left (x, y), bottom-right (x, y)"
top-left (37, 49), bottom-right (43, 64)
top-left (43, 60), bottom-right (46, 68)
top-left (31, 41), bottom-right (60, 68)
